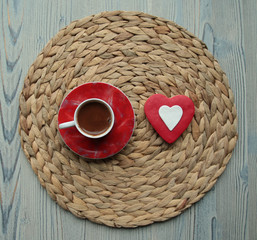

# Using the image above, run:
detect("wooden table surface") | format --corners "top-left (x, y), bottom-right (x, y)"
top-left (0, 0), bottom-right (256, 239)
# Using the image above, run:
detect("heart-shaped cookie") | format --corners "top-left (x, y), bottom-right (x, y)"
top-left (144, 94), bottom-right (195, 143)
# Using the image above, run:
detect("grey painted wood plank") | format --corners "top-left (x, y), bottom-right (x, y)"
top-left (0, 0), bottom-right (24, 239)
top-left (197, 0), bottom-right (249, 239)
top-left (193, 0), bottom-right (249, 240)
top-left (243, 0), bottom-right (257, 239)
top-left (212, 0), bottom-right (248, 239)
top-left (0, 0), bottom-right (254, 239)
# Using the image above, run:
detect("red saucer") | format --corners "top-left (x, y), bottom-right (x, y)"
top-left (58, 83), bottom-right (135, 159)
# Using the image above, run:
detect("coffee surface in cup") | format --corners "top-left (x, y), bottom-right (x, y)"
top-left (77, 101), bottom-right (112, 136)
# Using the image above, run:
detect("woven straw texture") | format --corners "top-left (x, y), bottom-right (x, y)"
top-left (19, 11), bottom-right (238, 228)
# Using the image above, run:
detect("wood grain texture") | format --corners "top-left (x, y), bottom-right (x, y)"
top-left (243, 0), bottom-right (257, 239)
top-left (0, 0), bottom-right (254, 239)
top-left (0, 0), bottom-right (23, 239)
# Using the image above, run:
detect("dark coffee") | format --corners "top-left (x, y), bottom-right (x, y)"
top-left (77, 101), bottom-right (112, 136)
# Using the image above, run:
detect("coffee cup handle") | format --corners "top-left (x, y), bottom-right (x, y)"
top-left (59, 121), bottom-right (75, 129)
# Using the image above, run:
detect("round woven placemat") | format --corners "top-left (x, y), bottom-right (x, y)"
top-left (19, 11), bottom-right (238, 228)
